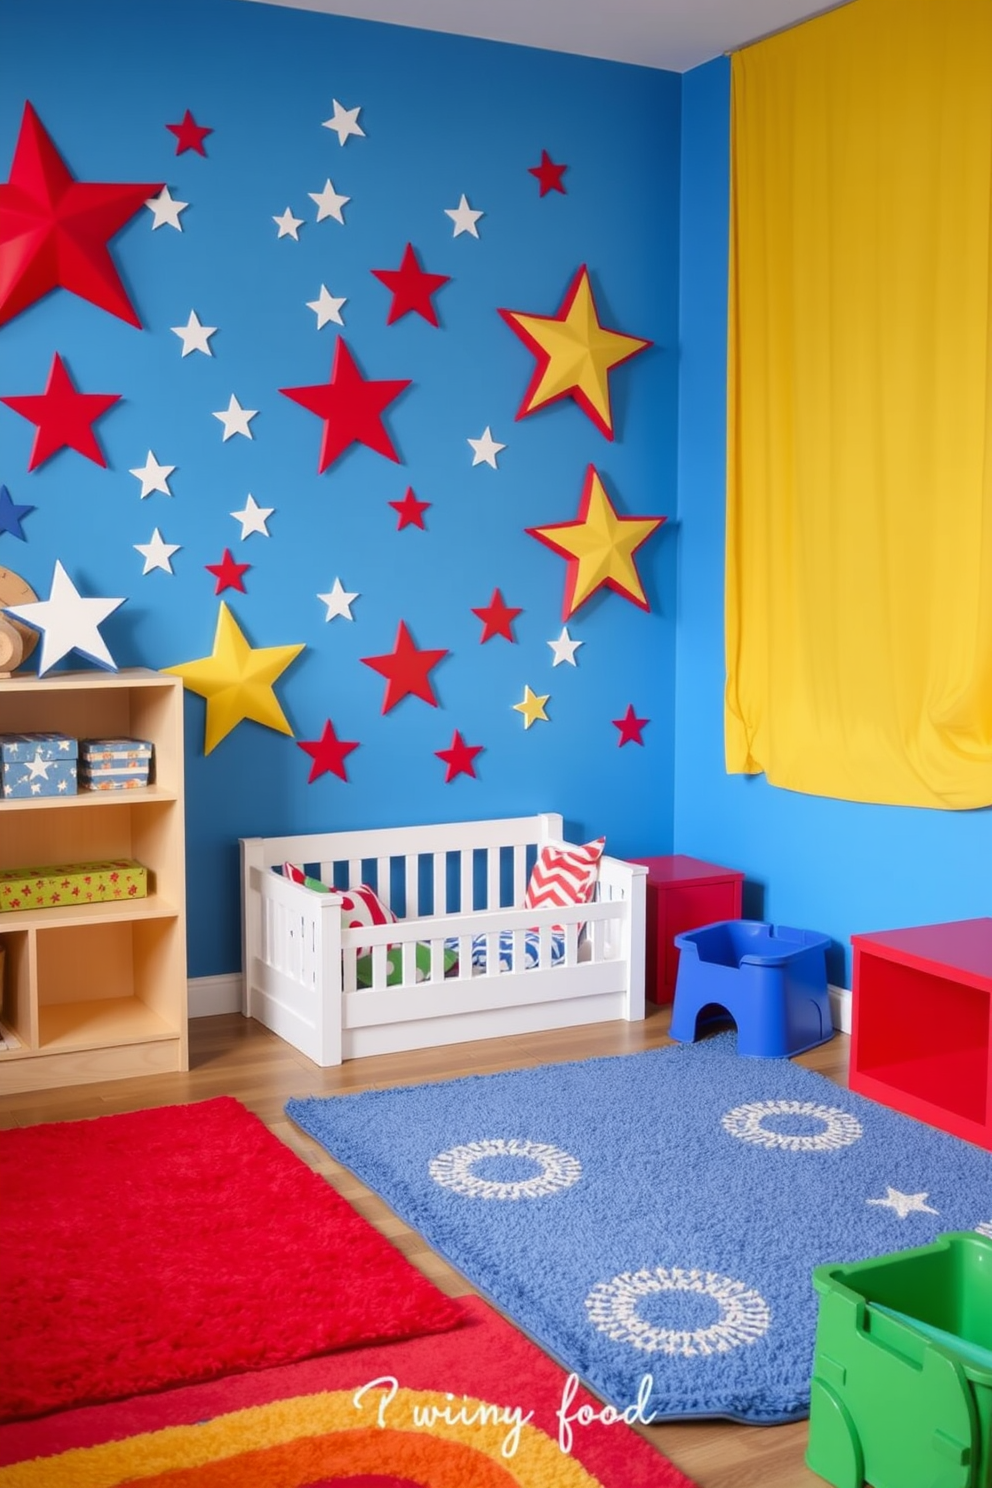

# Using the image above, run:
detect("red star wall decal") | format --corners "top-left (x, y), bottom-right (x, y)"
top-left (499, 265), bottom-right (652, 440)
top-left (361, 620), bottom-right (448, 713)
top-left (279, 338), bottom-right (411, 475)
top-left (472, 587), bottom-right (522, 643)
top-left (371, 242), bottom-right (450, 326)
top-left (0, 101), bottom-right (162, 329)
top-left (166, 109), bottom-right (213, 156)
top-left (436, 729), bottom-right (483, 783)
top-left (528, 149), bottom-right (567, 196)
top-left (389, 486), bottom-right (430, 529)
top-left (1, 353), bottom-right (120, 470)
top-left (298, 718), bottom-right (359, 783)
top-left (205, 547), bottom-right (250, 595)
top-left (613, 704), bottom-right (649, 746)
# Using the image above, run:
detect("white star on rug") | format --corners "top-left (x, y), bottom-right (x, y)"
top-left (134, 528), bottom-right (180, 575)
top-left (309, 179), bottom-right (350, 224)
top-left (145, 185), bottom-right (188, 230)
top-left (468, 426), bottom-right (505, 469)
top-left (445, 193), bottom-right (484, 238)
top-left (230, 494), bottom-right (274, 539)
top-left (3, 560), bottom-right (124, 674)
top-left (548, 626), bottom-right (583, 666)
top-left (974, 1220), bottom-right (992, 1238)
top-left (322, 99), bottom-right (365, 145)
top-left (129, 450), bottom-right (175, 498)
top-left (171, 310), bottom-right (217, 357)
top-left (318, 578), bottom-right (358, 621)
top-left (306, 284), bottom-right (347, 328)
top-left (273, 207), bottom-right (304, 240)
top-left (25, 751), bottom-right (53, 780)
top-left (213, 396), bottom-right (258, 441)
top-left (866, 1187), bottom-right (939, 1220)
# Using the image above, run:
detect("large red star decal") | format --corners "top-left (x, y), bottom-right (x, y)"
top-left (205, 548), bottom-right (250, 595)
top-left (0, 102), bottom-right (162, 329)
top-left (279, 338), bottom-right (411, 475)
top-left (372, 243), bottom-right (450, 327)
top-left (1, 352), bottom-right (120, 469)
top-left (166, 109), bottom-right (213, 156)
top-left (613, 704), bottom-right (649, 747)
top-left (472, 587), bottom-right (522, 643)
top-left (528, 149), bottom-right (567, 196)
top-left (436, 729), bottom-right (483, 783)
top-left (361, 620), bottom-right (448, 713)
top-left (389, 486), bottom-right (431, 530)
top-left (298, 719), bottom-right (359, 783)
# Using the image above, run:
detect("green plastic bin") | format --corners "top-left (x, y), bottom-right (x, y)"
top-left (806, 1233), bottom-right (992, 1488)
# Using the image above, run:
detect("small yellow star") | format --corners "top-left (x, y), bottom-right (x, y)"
top-left (528, 465), bottom-right (666, 619)
top-left (162, 602), bottom-right (305, 754)
top-left (499, 265), bottom-right (651, 438)
top-left (514, 685), bottom-right (551, 729)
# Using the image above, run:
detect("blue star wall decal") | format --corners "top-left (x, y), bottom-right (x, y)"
top-left (0, 484), bottom-right (35, 541)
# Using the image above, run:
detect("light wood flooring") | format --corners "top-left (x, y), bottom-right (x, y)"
top-left (0, 1004), bottom-right (850, 1488)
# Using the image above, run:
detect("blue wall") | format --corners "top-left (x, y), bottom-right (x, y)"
top-left (675, 58), bottom-right (992, 986)
top-left (0, 0), bottom-right (681, 976)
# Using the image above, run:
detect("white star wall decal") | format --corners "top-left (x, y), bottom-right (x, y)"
top-left (548, 626), bottom-right (583, 666)
top-left (129, 451), bottom-right (175, 498)
top-left (134, 529), bottom-right (180, 575)
top-left (213, 396), bottom-right (258, 441)
top-left (318, 578), bottom-right (358, 621)
top-left (322, 99), bottom-right (365, 145)
top-left (230, 494), bottom-right (274, 539)
top-left (273, 207), bottom-right (304, 239)
top-left (468, 426), bottom-right (505, 468)
top-left (307, 285), bottom-right (347, 328)
top-left (445, 193), bottom-right (483, 238)
top-left (145, 185), bottom-right (188, 230)
top-left (2, 560), bottom-right (124, 675)
top-left (309, 180), bottom-right (350, 224)
top-left (171, 310), bottom-right (217, 357)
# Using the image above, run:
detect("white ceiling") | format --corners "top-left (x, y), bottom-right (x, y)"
top-left (244, 0), bottom-right (849, 73)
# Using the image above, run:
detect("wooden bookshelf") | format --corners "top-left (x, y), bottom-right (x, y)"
top-left (0, 669), bottom-right (188, 1091)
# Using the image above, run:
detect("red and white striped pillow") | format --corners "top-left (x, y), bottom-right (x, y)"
top-left (523, 837), bottom-right (605, 915)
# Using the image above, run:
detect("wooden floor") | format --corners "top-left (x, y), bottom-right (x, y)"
top-left (0, 1004), bottom-right (850, 1488)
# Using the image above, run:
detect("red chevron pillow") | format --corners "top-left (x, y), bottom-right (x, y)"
top-left (523, 837), bottom-right (605, 914)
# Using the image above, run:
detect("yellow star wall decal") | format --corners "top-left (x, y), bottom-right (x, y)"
top-left (498, 265), bottom-right (652, 439)
top-left (514, 685), bottom-right (551, 729)
top-left (162, 602), bottom-right (305, 754)
top-left (527, 465), bottom-right (666, 620)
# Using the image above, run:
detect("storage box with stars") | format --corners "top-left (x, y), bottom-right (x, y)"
top-left (0, 859), bottom-right (148, 914)
top-left (0, 733), bottom-right (78, 799)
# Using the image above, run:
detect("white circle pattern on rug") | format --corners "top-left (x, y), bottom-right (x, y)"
top-left (428, 1138), bottom-right (582, 1199)
top-left (721, 1099), bottom-right (863, 1152)
top-left (585, 1266), bottom-right (772, 1356)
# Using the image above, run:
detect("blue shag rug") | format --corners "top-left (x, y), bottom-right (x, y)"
top-left (287, 1036), bottom-right (992, 1424)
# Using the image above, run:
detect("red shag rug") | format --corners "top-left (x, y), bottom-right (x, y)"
top-left (0, 1096), bottom-right (463, 1423)
top-left (0, 1297), bottom-right (699, 1487)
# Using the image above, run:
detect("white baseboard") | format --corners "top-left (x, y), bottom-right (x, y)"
top-left (188, 973), bottom-right (243, 1018)
top-left (829, 983), bottom-right (852, 1036)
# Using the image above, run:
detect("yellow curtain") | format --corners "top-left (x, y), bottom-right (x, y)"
top-left (726, 0), bottom-right (992, 809)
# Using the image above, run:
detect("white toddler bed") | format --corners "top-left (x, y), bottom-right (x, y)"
top-left (241, 814), bottom-right (646, 1066)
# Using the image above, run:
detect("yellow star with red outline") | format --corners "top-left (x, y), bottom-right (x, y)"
top-left (527, 465), bottom-right (666, 619)
top-left (499, 265), bottom-right (651, 439)
top-left (162, 602), bottom-right (304, 754)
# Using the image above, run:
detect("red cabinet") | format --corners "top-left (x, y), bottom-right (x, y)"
top-left (629, 855), bottom-right (744, 1006)
top-left (850, 918), bottom-right (992, 1150)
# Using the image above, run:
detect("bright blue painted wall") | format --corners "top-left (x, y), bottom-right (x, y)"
top-left (675, 58), bottom-right (992, 986)
top-left (0, 0), bottom-right (680, 976)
